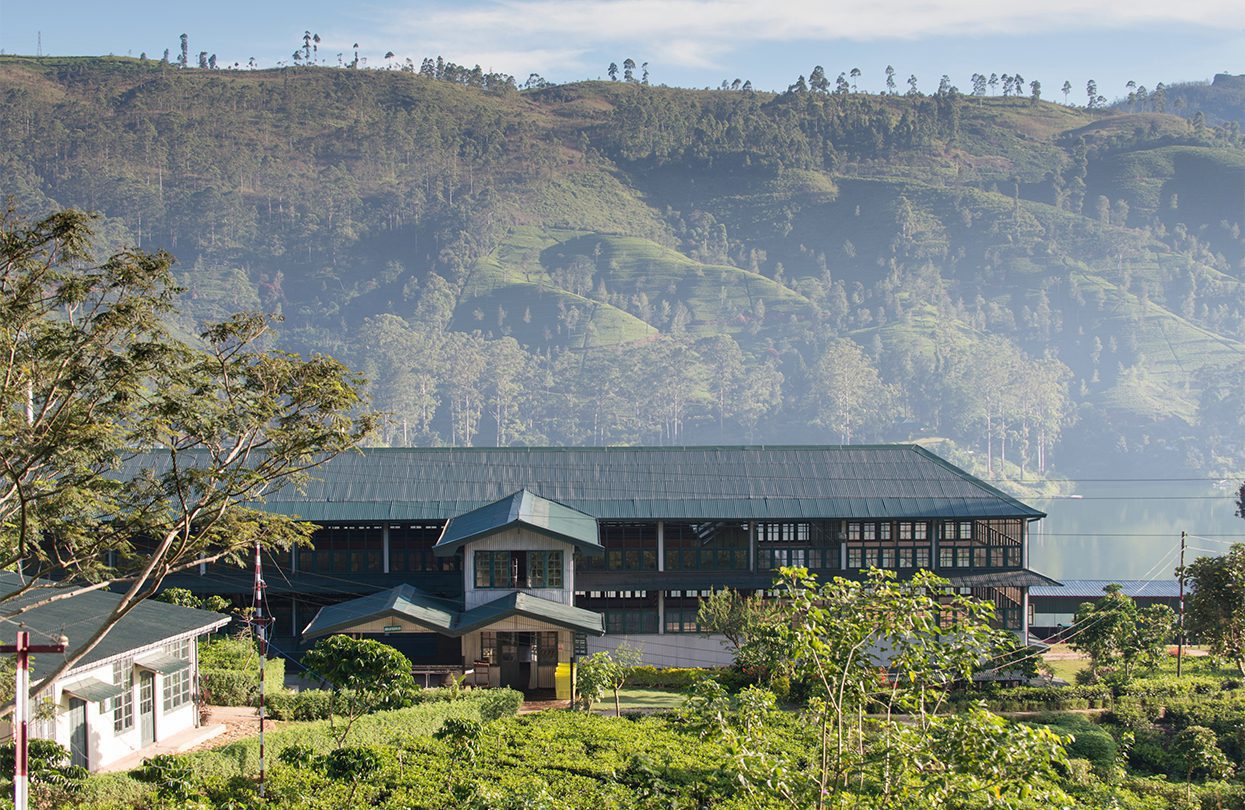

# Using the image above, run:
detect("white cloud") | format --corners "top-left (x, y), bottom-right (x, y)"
top-left (371, 0), bottom-right (1245, 69)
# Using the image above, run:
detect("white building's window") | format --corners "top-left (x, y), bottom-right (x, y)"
top-left (162, 639), bottom-right (192, 712)
top-left (112, 659), bottom-right (134, 732)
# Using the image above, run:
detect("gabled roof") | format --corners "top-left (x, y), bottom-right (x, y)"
top-left (455, 591), bottom-right (604, 636)
top-left (301, 584), bottom-right (459, 638)
top-left (1029, 579), bottom-right (1180, 599)
top-left (434, 489), bottom-right (601, 554)
top-left (302, 586), bottom-right (605, 639)
top-left (121, 445), bottom-right (1046, 522)
top-left (0, 572), bottom-right (229, 676)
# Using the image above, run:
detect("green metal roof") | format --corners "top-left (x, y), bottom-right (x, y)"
top-left (129, 445), bottom-right (1044, 522)
top-left (302, 585), bottom-right (604, 638)
top-left (61, 677), bottom-right (125, 702)
top-left (135, 652), bottom-right (191, 675)
top-left (0, 572), bottom-right (229, 677)
top-left (455, 591), bottom-right (605, 636)
top-left (435, 490), bottom-right (601, 555)
top-left (301, 584), bottom-right (460, 639)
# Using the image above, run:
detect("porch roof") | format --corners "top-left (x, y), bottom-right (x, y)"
top-left (434, 489), bottom-right (602, 555)
top-left (456, 591), bottom-right (605, 636)
top-left (302, 586), bottom-right (605, 639)
top-left (301, 584), bottom-right (459, 639)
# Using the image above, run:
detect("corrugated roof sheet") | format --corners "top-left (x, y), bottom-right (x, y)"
top-left (302, 586), bottom-right (604, 637)
top-left (0, 572), bottom-right (229, 676)
top-left (302, 584), bottom-right (459, 638)
top-left (455, 592), bottom-right (604, 636)
top-left (1029, 579), bottom-right (1182, 599)
top-left (435, 490), bottom-right (601, 553)
top-left (128, 445), bottom-right (1044, 522)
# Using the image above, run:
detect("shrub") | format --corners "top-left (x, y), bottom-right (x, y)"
top-left (266, 688), bottom-right (334, 721)
top-left (198, 635), bottom-right (284, 706)
top-left (476, 688), bottom-right (524, 721)
top-left (1030, 713), bottom-right (1118, 772)
top-left (321, 745), bottom-right (384, 781)
top-left (628, 666), bottom-right (718, 690)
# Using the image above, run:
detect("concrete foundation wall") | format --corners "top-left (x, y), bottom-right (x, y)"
top-left (586, 633), bottom-right (734, 668)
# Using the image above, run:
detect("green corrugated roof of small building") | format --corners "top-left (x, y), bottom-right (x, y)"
top-left (0, 572), bottom-right (229, 676)
top-left (434, 489), bottom-right (601, 553)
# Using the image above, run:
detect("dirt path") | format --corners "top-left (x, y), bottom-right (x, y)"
top-left (182, 706), bottom-right (288, 754)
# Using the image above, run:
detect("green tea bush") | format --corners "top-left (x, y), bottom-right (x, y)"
top-left (198, 635), bottom-right (284, 705)
top-left (476, 688), bottom-right (524, 721)
top-left (266, 688), bottom-right (334, 721)
top-left (628, 666), bottom-right (717, 689)
top-left (1029, 713), bottom-right (1118, 771)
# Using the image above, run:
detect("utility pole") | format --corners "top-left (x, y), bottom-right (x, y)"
top-left (2, 630), bottom-right (67, 810)
top-left (1177, 530), bottom-right (1187, 678)
top-left (250, 542), bottom-right (272, 798)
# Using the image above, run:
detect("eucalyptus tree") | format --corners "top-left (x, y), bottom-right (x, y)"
top-left (812, 338), bottom-right (894, 443)
top-left (0, 209), bottom-right (376, 712)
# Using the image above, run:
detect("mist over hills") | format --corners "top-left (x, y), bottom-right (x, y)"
top-left (2, 56), bottom-right (1243, 487)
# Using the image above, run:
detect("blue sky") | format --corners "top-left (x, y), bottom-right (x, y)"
top-left (1, 0), bottom-right (1241, 98)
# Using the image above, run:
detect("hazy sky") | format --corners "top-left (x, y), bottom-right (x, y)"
top-left (2, 0), bottom-right (1242, 97)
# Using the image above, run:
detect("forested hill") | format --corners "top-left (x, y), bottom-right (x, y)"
top-left (2, 56), bottom-right (1244, 484)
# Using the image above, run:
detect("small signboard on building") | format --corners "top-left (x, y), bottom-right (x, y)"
top-left (573, 632), bottom-right (587, 656)
top-left (383, 624), bottom-right (402, 634)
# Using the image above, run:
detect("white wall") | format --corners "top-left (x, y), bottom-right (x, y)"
top-left (587, 633), bottom-right (735, 668)
top-left (31, 636), bottom-right (204, 772)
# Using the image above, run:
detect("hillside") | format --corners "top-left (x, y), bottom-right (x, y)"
top-left (1, 56), bottom-right (1243, 478)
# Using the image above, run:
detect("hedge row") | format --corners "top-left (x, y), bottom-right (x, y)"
top-left (200, 658), bottom-right (284, 706)
top-left (266, 685), bottom-right (523, 723)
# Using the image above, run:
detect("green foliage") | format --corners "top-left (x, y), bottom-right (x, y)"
top-left (1031, 713), bottom-right (1119, 771)
top-left (266, 688), bottom-right (336, 721)
top-left (1071, 583), bottom-right (1176, 681)
top-left (1171, 725), bottom-right (1235, 782)
top-left (197, 635), bottom-right (284, 705)
top-left (0, 206), bottom-right (376, 696)
top-left (0, 738), bottom-right (88, 808)
top-left (320, 745), bottom-right (385, 781)
top-left (153, 587), bottom-right (231, 614)
top-left (627, 665), bottom-right (721, 690)
top-left (301, 634), bottom-right (417, 744)
top-left (574, 645), bottom-right (642, 715)
top-left (134, 753), bottom-right (204, 806)
top-left (474, 688), bottom-right (524, 721)
top-left (1184, 544), bottom-right (1245, 675)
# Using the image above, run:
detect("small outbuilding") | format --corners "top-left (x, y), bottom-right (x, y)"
top-left (0, 572), bottom-right (229, 772)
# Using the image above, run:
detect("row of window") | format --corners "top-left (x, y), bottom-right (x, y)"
top-left (222, 519), bottom-right (1023, 578)
top-left (473, 550), bottom-right (564, 589)
top-left (109, 640), bottom-right (192, 733)
top-left (583, 597), bottom-right (1021, 633)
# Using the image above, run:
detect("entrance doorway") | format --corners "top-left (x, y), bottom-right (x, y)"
top-left (138, 671), bottom-right (155, 747)
top-left (481, 631), bottom-right (558, 691)
top-left (67, 698), bottom-right (88, 770)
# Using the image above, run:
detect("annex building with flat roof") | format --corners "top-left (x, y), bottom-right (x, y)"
top-left (165, 445), bottom-right (1055, 689)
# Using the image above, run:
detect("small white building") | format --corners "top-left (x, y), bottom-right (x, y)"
top-left (0, 572), bottom-right (228, 772)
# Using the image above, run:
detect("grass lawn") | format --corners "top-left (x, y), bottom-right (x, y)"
top-left (591, 687), bottom-right (684, 714)
top-left (1042, 644), bottom-right (1090, 682)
